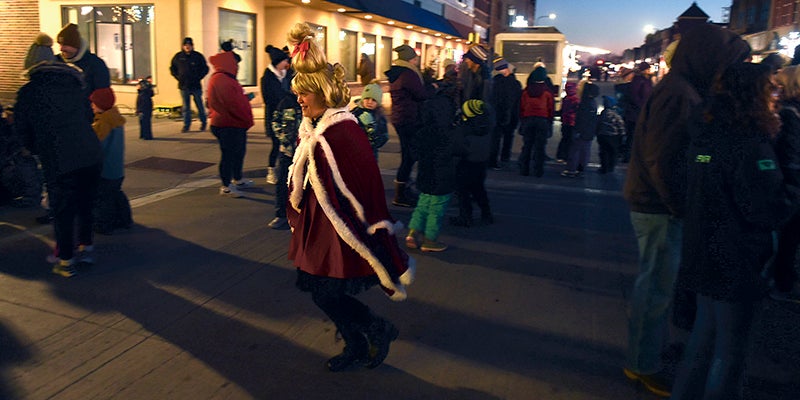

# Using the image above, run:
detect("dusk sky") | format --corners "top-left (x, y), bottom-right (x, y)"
top-left (533, 0), bottom-right (733, 55)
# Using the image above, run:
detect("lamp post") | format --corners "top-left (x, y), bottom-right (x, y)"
top-left (535, 13), bottom-right (557, 26)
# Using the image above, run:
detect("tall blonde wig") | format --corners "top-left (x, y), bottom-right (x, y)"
top-left (776, 65), bottom-right (800, 101)
top-left (288, 23), bottom-right (350, 108)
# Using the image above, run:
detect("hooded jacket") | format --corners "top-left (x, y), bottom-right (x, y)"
top-left (623, 25), bottom-right (751, 216)
top-left (207, 52), bottom-right (254, 130)
top-left (92, 106), bottom-right (126, 179)
top-left (56, 38), bottom-right (111, 122)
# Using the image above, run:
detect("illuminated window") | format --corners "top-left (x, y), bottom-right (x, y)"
top-left (219, 9), bottom-right (256, 86)
top-left (61, 5), bottom-right (154, 85)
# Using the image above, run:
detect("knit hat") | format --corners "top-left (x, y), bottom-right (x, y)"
top-left (637, 61), bottom-right (651, 72)
top-left (89, 87), bottom-right (115, 111)
top-left (531, 66), bottom-right (548, 82)
top-left (394, 44), bottom-right (417, 61)
top-left (265, 44), bottom-right (289, 66)
top-left (493, 55), bottom-right (509, 71)
top-left (57, 23), bottom-right (81, 49)
top-left (183, 37), bottom-right (193, 46)
top-left (361, 82), bottom-right (382, 102)
top-left (24, 33), bottom-right (55, 69)
top-left (221, 39), bottom-right (234, 52)
top-left (462, 99), bottom-right (485, 119)
top-left (464, 45), bottom-right (488, 64)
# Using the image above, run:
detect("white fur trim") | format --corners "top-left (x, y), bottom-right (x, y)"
top-left (367, 220), bottom-right (403, 235)
top-left (399, 257), bottom-right (415, 286)
top-left (287, 107), bottom-right (409, 299)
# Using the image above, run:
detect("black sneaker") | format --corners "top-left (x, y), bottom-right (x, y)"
top-left (623, 368), bottom-right (671, 398)
top-left (181, 126), bottom-right (189, 133)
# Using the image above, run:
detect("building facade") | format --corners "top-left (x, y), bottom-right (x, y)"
top-left (0, 0), bottom-right (485, 108)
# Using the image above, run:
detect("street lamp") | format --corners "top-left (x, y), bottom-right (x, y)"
top-left (535, 13), bottom-right (557, 26)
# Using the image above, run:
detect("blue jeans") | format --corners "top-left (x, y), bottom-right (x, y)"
top-left (212, 126), bottom-right (247, 187)
top-left (626, 211), bottom-right (683, 374)
top-left (180, 88), bottom-right (206, 129)
top-left (670, 295), bottom-right (759, 400)
top-left (408, 193), bottom-right (451, 241)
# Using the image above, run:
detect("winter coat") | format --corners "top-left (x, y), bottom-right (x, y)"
top-left (597, 108), bottom-right (626, 137)
top-left (136, 82), bottom-right (154, 115)
top-left (492, 73), bottom-right (522, 128)
top-left (56, 39), bottom-right (111, 122)
top-left (351, 104), bottom-right (389, 158)
top-left (460, 64), bottom-right (485, 103)
top-left (207, 52), bottom-right (254, 130)
top-left (574, 96), bottom-right (598, 141)
top-left (455, 104), bottom-right (495, 163)
top-left (385, 61), bottom-right (429, 125)
top-left (271, 95), bottom-right (301, 158)
top-left (15, 62), bottom-right (101, 184)
top-left (776, 99), bottom-right (800, 187)
top-left (260, 64), bottom-right (292, 134)
top-left (358, 56), bottom-right (376, 86)
top-left (560, 83), bottom-right (580, 127)
top-left (92, 106), bottom-right (126, 180)
top-left (169, 50), bottom-right (209, 91)
top-left (681, 120), bottom-right (798, 302)
top-left (286, 108), bottom-right (414, 300)
top-left (628, 73), bottom-right (652, 122)
top-left (416, 87), bottom-right (459, 195)
top-left (519, 83), bottom-right (554, 121)
top-left (623, 25), bottom-right (751, 217)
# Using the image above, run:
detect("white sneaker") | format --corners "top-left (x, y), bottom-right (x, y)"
top-left (233, 179), bottom-right (254, 188)
top-left (268, 217), bottom-right (288, 229)
top-left (219, 185), bottom-right (243, 198)
top-left (265, 167), bottom-right (278, 185)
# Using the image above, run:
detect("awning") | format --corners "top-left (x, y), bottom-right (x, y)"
top-left (328, 0), bottom-right (464, 38)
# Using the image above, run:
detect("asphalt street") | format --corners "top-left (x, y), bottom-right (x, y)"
top-left (1, 81), bottom-right (798, 399)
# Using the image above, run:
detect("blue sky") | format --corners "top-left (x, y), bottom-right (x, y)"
top-left (533, 0), bottom-right (733, 54)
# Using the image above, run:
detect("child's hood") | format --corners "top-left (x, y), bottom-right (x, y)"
top-left (95, 106), bottom-right (126, 128)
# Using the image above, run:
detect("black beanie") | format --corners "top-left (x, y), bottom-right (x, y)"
top-left (265, 44), bottom-right (289, 66)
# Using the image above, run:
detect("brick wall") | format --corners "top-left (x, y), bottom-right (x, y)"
top-left (0, 0), bottom-right (40, 105)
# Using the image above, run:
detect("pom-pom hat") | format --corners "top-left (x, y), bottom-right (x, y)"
top-left (24, 33), bottom-right (55, 69)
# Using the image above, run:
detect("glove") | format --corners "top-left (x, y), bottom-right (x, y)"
top-left (358, 111), bottom-right (375, 127)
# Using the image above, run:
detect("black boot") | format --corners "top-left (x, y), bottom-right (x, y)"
top-left (327, 325), bottom-right (369, 372)
top-left (364, 318), bottom-right (399, 369)
top-left (392, 180), bottom-right (416, 207)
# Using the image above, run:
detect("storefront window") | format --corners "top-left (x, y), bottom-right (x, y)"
top-left (339, 29), bottom-right (358, 82)
top-left (306, 22), bottom-right (327, 57)
top-left (62, 5), bottom-right (154, 85)
top-left (360, 34), bottom-right (376, 82)
top-left (219, 8), bottom-right (256, 86)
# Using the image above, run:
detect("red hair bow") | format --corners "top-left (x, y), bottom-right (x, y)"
top-left (291, 41), bottom-right (310, 60)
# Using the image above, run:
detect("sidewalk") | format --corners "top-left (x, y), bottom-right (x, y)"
top-left (1, 102), bottom-right (799, 400)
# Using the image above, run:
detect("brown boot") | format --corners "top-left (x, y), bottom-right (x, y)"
top-left (392, 180), bottom-right (416, 207)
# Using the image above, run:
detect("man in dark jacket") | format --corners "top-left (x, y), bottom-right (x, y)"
top-left (55, 23), bottom-right (111, 123)
top-left (489, 57), bottom-right (521, 169)
top-left (170, 37), bottom-right (209, 133)
top-left (621, 24), bottom-right (750, 397)
top-left (385, 44), bottom-right (430, 207)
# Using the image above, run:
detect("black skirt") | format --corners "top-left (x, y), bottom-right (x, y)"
top-left (295, 269), bottom-right (379, 296)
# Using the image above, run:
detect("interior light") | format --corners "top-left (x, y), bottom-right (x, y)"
top-left (337, 8), bottom-right (345, 12)
top-left (388, 21), bottom-right (395, 25)
top-left (434, 33), bottom-right (441, 37)
top-left (365, 15), bottom-right (373, 19)
top-left (421, 30), bottom-right (429, 33)
top-left (301, 0), bottom-right (310, 3)
top-left (406, 25), bottom-right (414, 29)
